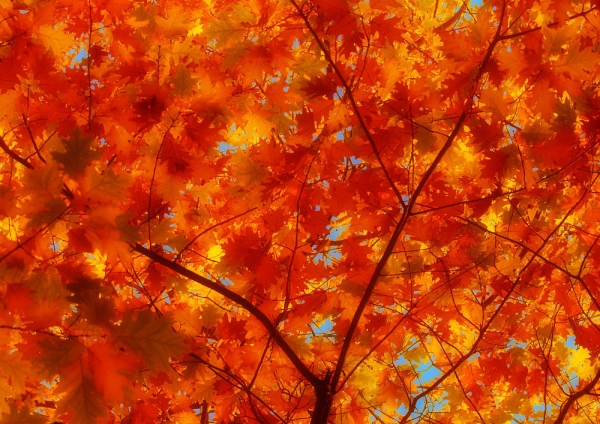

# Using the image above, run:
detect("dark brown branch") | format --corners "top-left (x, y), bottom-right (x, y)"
top-left (554, 368), bottom-right (600, 424)
top-left (176, 209), bottom-right (257, 261)
top-left (397, 170), bottom-right (595, 423)
top-left (22, 114), bottom-right (46, 163)
top-left (498, 6), bottom-right (597, 41)
top-left (329, 99), bottom-right (473, 400)
top-left (288, 0), bottom-right (406, 208)
top-left (322, 32), bottom-right (494, 417)
top-left (132, 243), bottom-right (321, 388)
top-left (0, 134), bottom-right (34, 169)
top-left (411, 188), bottom-right (524, 216)
top-left (0, 208), bottom-right (70, 264)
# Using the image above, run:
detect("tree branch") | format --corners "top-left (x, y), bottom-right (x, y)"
top-left (288, 0), bottom-right (406, 208)
top-left (132, 243), bottom-right (322, 388)
top-left (0, 134), bottom-right (34, 169)
top-left (498, 6), bottom-right (597, 41)
top-left (554, 367), bottom-right (600, 424)
top-left (330, 0), bottom-right (506, 410)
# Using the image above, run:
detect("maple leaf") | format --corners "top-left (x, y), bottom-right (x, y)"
top-left (34, 338), bottom-right (86, 380)
top-left (50, 128), bottom-right (102, 178)
top-left (0, 351), bottom-right (29, 395)
top-left (204, 14), bottom-right (243, 47)
top-left (1, 0), bottom-right (600, 422)
top-left (67, 228), bottom-right (94, 252)
top-left (35, 24), bottom-right (76, 58)
top-left (554, 41), bottom-right (599, 80)
top-left (88, 342), bottom-right (132, 402)
top-left (567, 346), bottom-right (596, 381)
top-left (55, 359), bottom-right (108, 424)
top-left (66, 277), bottom-right (116, 328)
top-left (0, 403), bottom-right (46, 424)
top-left (82, 168), bottom-right (132, 202)
top-left (169, 64), bottom-right (198, 97)
top-left (155, 6), bottom-right (194, 39)
top-left (228, 152), bottom-right (269, 189)
top-left (19, 162), bottom-right (63, 200)
top-left (115, 310), bottom-right (186, 372)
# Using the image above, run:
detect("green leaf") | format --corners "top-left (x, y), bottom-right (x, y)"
top-left (83, 168), bottom-right (132, 202)
top-left (204, 14), bottom-right (243, 47)
top-left (0, 403), bottom-right (47, 424)
top-left (24, 268), bottom-right (69, 302)
top-left (55, 360), bottom-right (107, 424)
top-left (51, 128), bottom-right (102, 178)
top-left (554, 41), bottom-right (599, 79)
top-left (115, 310), bottom-right (186, 371)
top-left (25, 197), bottom-right (65, 229)
top-left (66, 277), bottom-right (115, 328)
top-left (170, 64), bottom-right (198, 97)
top-left (34, 338), bottom-right (86, 380)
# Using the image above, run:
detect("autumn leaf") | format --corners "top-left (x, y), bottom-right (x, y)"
top-left (115, 310), bottom-right (186, 372)
top-left (567, 346), bottom-right (596, 381)
top-left (0, 403), bottom-right (46, 424)
top-left (155, 6), bottom-right (194, 39)
top-left (19, 162), bottom-right (63, 200)
top-left (88, 342), bottom-right (132, 403)
top-left (228, 152), bottom-right (269, 189)
top-left (35, 24), bottom-right (76, 58)
top-left (1, 0), bottom-right (600, 422)
top-left (554, 41), bottom-right (598, 79)
top-left (54, 359), bottom-right (108, 424)
top-left (169, 64), bottom-right (198, 97)
top-left (34, 338), bottom-right (86, 380)
top-left (204, 14), bottom-right (243, 47)
top-left (51, 128), bottom-right (102, 178)
top-left (82, 168), bottom-right (132, 202)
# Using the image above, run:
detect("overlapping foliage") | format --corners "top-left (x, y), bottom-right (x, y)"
top-left (1, 0), bottom-right (600, 422)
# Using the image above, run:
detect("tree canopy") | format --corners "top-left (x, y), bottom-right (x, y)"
top-left (1, 0), bottom-right (600, 422)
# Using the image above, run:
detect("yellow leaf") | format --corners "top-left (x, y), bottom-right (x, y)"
top-left (36, 24), bottom-right (76, 58)
top-left (232, 3), bottom-right (257, 24)
top-left (568, 346), bottom-right (596, 380)
top-left (244, 107), bottom-right (275, 136)
top-left (283, 334), bottom-right (314, 360)
top-left (403, 346), bottom-right (428, 363)
top-left (173, 411), bottom-right (199, 424)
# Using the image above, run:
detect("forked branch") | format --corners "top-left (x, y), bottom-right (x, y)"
top-left (132, 243), bottom-right (322, 388)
